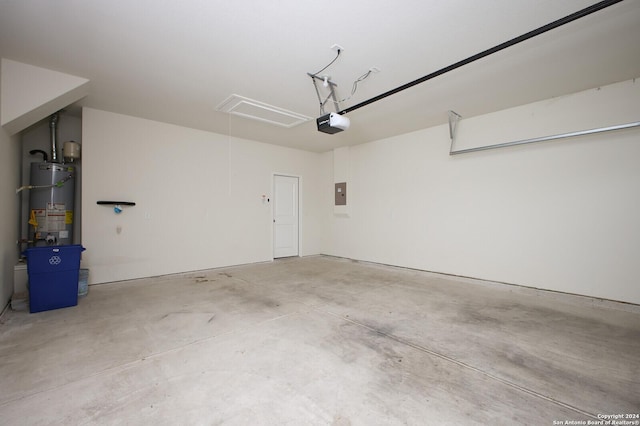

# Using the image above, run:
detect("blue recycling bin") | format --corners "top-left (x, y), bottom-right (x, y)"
top-left (24, 245), bottom-right (85, 313)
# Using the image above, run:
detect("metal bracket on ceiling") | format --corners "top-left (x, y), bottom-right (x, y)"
top-left (448, 110), bottom-right (462, 145)
top-left (308, 73), bottom-right (340, 115)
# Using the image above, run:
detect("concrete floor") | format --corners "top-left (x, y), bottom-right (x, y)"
top-left (0, 256), bottom-right (638, 425)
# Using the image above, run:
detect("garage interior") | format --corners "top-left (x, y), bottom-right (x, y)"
top-left (0, 1), bottom-right (639, 424)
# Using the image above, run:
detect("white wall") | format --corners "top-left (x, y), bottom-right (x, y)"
top-left (55, 79), bottom-right (640, 306)
top-left (0, 126), bottom-right (21, 307)
top-left (323, 79), bottom-right (640, 305)
top-left (82, 108), bottom-right (324, 284)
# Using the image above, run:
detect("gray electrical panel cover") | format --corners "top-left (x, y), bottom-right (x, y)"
top-left (335, 182), bottom-right (346, 206)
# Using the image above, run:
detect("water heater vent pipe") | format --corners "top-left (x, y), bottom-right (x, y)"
top-left (49, 112), bottom-right (59, 162)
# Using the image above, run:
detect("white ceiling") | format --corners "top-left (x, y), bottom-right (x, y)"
top-left (1, 0), bottom-right (639, 152)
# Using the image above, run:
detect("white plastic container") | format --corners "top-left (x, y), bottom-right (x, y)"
top-left (78, 268), bottom-right (89, 297)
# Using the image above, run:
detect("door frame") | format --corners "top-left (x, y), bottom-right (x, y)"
top-left (272, 173), bottom-right (301, 260)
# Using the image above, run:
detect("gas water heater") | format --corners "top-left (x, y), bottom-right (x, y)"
top-left (27, 112), bottom-right (77, 246)
top-left (29, 162), bottom-right (75, 245)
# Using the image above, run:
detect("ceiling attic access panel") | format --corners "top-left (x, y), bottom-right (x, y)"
top-left (216, 95), bottom-right (311, 128)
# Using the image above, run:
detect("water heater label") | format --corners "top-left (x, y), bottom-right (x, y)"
top-left (45, 203), bottom-right (66, 232)
top-left (32, 209), bottom-right (46, 232)
top-left (65, 211), bottom-right (74, 225)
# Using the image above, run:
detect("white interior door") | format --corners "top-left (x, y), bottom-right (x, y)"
top-left (273, 175), bottom-right (299, 258)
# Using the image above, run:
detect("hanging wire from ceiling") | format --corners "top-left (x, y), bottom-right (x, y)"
top-left (310, 49), bottom-right (341, 77)
top-left (338, 69), bottom-right (375, 103)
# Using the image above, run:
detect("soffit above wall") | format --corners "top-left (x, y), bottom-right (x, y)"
top-left (1, 59), bottom-right (89, 135)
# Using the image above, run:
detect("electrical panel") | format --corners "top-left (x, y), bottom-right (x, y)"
top-left (335, 182), bottom-right (346, 206)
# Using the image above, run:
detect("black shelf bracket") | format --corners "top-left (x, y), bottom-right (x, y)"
top-left (97, 201), bottom-right (136, 206)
